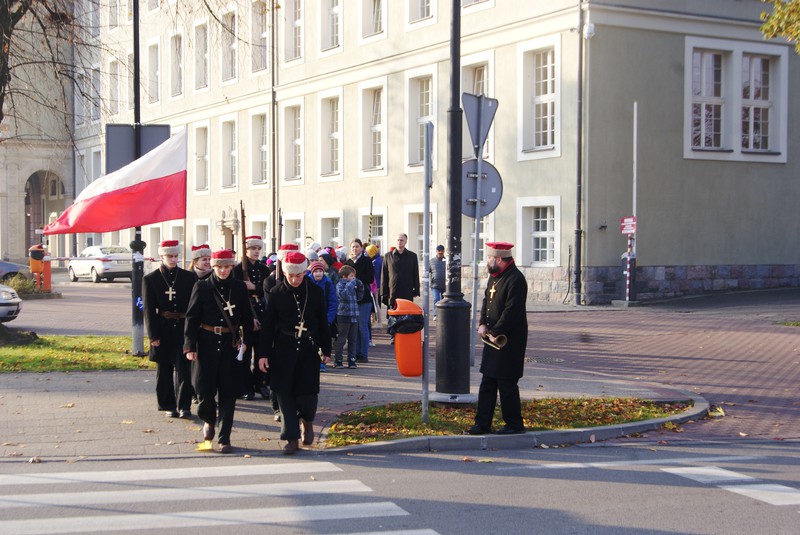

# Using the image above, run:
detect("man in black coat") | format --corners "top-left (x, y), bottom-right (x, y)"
top-left (258, 252), bottom-right (331, 454)
top-left (467, 242), bottom-right (529, 435)
top-left (233, 235), bottom-right (271, 400)
top-left (143, 240), bottom-right (196, 419)
top-left (381, 233), bottom-right (420, 309)
top-left (184, 249), bottom-right (253, 453)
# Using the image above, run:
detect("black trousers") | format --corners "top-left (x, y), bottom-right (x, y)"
top-left (474, 375), bottom-right (523, 431)
top-left (275, 392), bottom-right (318, 441)
top-left (236, 340), bottom-right (267, 395)
top-left (192, 344), bottom-right (238, 445)
top-left (155, 347), bottom-right (193, 412)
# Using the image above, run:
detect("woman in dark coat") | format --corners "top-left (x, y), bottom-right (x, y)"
top-left (184, 249), bottom-right (253, 453)
top-left (258, 252), bottom-right (331, 454)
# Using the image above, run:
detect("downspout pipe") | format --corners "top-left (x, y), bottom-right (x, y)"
top-left (573, 3), bottom-right (585, 305)
top-left (270, 0), bottom-right (279, 252)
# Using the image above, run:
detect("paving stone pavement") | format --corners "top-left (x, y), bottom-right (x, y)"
top-left (2, 281), bottom-right (798, 460)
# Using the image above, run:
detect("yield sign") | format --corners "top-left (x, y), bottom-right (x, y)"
top-left (462, 93), bottom-right (498, 152)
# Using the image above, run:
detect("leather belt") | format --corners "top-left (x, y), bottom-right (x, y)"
top-left (159, 311), bottom-right (186, 319)
top-left (200, 323), bottom-right (232, 335)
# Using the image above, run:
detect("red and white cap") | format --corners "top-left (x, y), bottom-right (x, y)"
top-left (485, 242), bottom-right (514, 258)
top-left (158, 240), bottom-right (181, 256)
top-left (277, 243), bottom-right (299, 261)
top-left (211, 249), bottom-right (236, 266)
top-left (308, 261), bottom-right (327, 274)
top-left (245, 235), bottom-right (264, 249)
top-left (282, 251), bottom-right (308, 275)
top-left (191, 244), bottom-right (211, 259)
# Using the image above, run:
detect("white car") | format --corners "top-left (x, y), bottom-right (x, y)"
top-left (68, 246), bottom-right (133, 283)
top-left (0, 284), bottom-right (22, 323)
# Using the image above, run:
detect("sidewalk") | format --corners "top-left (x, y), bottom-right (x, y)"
top-left (0, 323), bottom-right (705, 461)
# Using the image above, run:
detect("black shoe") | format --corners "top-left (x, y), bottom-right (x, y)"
top-left (333, 362), bottom-right (344, 369)
top-left (348, 362), bottom-right (358, 369)
top-left (495, 426), bottom-right (526, 435)
top-left (259, 386), bottom-right (271, 399)
top-left (466, 425), bottom-right (490, 435)
top-left (356, 356), bottom-right (368, 363)
top-left (218, 443), bottom-right (233, 454)
top-left (241, 392), bottom-right (254, 401)
top-left (165, 410), bottom-right (179, 418)
top-left (178, 410), bottom-right (192, 419)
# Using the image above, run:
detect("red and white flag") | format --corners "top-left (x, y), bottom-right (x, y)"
top-left (43, 129), bottom-right (187, 235)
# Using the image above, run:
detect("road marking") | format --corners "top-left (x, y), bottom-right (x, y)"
top-left (0, 480), bottom-right (371, 509)
top-left (1, 501), bottom-right (409, 535)
top-left (0, 462), bottom-right (340, 487)
top-left (661, 466), bottom-right (757, 484)
top-left (719, 484), bottom-right (800, 506)
top-left (512, 455), bottom-right (760, 471)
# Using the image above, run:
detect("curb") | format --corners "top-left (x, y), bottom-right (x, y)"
top-left (315, 389), bottom-right (708, 455)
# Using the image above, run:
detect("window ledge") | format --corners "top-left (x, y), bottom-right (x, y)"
top-left (742, 149), bottom-right (781, 156)
top-left (691, 147), bottom-right (734, 153)
top-left (522, 146), bottom-right (555, 154)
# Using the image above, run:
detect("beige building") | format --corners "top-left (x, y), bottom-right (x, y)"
top-left (33, 0), bottom-right (800, 303)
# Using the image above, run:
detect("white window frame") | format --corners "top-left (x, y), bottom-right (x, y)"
top-left (74, 72), bottom-right (85, 127)
top-left (461, 0), bottom-right (494, 13)
top-left (318, 88), bottom-right (343, 182)
top-left (461, 51), bottom-right (494, 160)
top-left (358, 206), bottom-right (387, 252)
top-left (194, 22), bottom-right (209, 92)
top-left (170, 32), bottom-right (183, 98)
top-left (108, 60), bottom-right (120, 116)
top-left (320, 0), bottom-right (342, 57)
top-left (220, 115), bottom-right (239, 190)
top-left (318, 210), bottom-right (344, 249)
top-left (126, 51), bottom-right (135, 110)
top-left (358, 0), bottom-right (386, 45)
top-left (517, 34), bottom-right (561, 161)
top-left (466, 214), bottom-right (493, 265)
top-left (249, 108), bottom-right (270, 188)
top-left (405, 0), bottom-right (437, 30)
top-left (283, 0), bottom-right (304, 63)
top-left (193, 220), bottom-right (212, 250)
top-left (516, 196), bottom-right (561, 268)
top-left (358, 77), bottom-right (388, 177)
top-left (108, 0), bottom-right (119, 30)
top-left (193, 121), bottom-right (210, 195)
top-left (404, 65), bottom-right (437, 172)
top-left (147, 40), bottom-right (160, 104)
top-left (251, 0), bottom-right (268, 74)
top-left (221, 10), bottom-right (238, 84)
top-left (683, 37), bottom-right (787, 163)
top-left (403, 203), bottom-right (438, 257)
top-left (89, 66), bottom-right (101, 123)
top-left (280, 97), bottom-right (304, 184)
top-left (281, 212), bottom-right (305, 247)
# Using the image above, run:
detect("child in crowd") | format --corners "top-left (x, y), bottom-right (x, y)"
top-left (334, 265), bottom-right (364, 369)
top-left (308, 261), bottom-right (337, 371)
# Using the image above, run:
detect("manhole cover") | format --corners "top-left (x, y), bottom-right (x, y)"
top-left (527, 357), bottom-right (565, 364)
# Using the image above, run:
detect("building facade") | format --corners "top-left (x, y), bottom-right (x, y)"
top-left (31, 0), bottom-right (800, 303)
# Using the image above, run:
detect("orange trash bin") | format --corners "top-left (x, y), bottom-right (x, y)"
top-left (387, 299), bottom-right (424, 377)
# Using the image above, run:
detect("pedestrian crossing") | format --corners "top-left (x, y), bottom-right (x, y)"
top-left (663, 466), bottom-right (800, 506)
top-left (0, 461), bottom-right (439, 535)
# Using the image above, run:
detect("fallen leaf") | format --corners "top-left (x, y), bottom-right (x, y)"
top-left (539, 444), bottom-right (549, 449)
top-left (142, 428), bottom-right (157, 433)
top-left (310, 475), bottom-right (316, 480)
top-left (462, 456), bottom-right (475, 462)
top-left (738, 432), bottom-right (749, 437)
top-left (243, 454), bottom-right (251, 458)
top-left (589, 434), bottom-right (596, 443)
top-left (2, 442), bottom-right (17, 446)
top-left (478, 459), bottom-right (494, 463)
top-left (28, 456), bottom-right (42, 464)
top-left (166, 441), bottom-right (175, 445)
top-left (61, 403), bottom-right (75, 408)
top-left (121, 420), bottom-right (135, 425)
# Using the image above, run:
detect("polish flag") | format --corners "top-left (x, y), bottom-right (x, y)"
top-left (43, 129), bottom-right (187, 235)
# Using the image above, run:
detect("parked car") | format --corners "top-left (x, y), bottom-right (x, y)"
top-left (0, 284), bottom-right (22, 323)
top-left (0, 260), bottom-right (31, 282)
top-left (68, 246), bottom-right (133, 283)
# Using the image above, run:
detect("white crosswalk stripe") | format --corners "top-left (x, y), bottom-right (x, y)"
top-left (663, 466), bottom-right (800, 506)
top-left (0, 461), bottom-right (436, 535)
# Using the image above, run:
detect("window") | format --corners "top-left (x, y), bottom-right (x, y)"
top-left (684, 37), bottom-right (787, 162)
top-left (251, 113), bottom-right (269, 185)
top-left (285, 0), bottom-right (303, 61)
top-left (410, 0), bottom-right (431, 22)
top-left (518, 36), bottom-right (561, 160)
top-left (221, 119), bottom-right (238, 188)
top-left (147, 43), bottom-right (159, 103)
top-left (283, 217), bottom-right (304, 246)
top-left (518, 196), bottom-right (560, 267)
top-left (690, 50), bottom-right (723, 150)
top-left (283, 102), bottom-right (303, 180)
top-left (195, 225), bottom-right (210, 246)
top-left (468, 216), bottom-right (489, 264)
top-left (361, 85), bottom-right (384, 171)
top-left (320, 95), bottom-right (340, 176)
top-left (320, 215), bottom-right (341, 248)
top-left (74, 73), bottom-right (85, 126)
top-left (407, 212), bottom-right (433, 254)
top-left (170, 34), bottom-right (183, 97)
top-left (361, 0), bottom-right (384, 39)
top-left (109, 0), bottom-right (118, 29)
top-left (91, 149), bottom-right (102, 181)
top-left (49, 179), bottom-right (58, 198)
top-left (406, 70), bottom-right (435, 166)
top-left (89, 0), bottom-right (100, 38)
top-left (147, 0), bottom-right (158, 11)
top-left (252, 1), bottom-right (268, 72)
top-left (741, 54), bottom-right (770, 152)
top-left (126, 0), bottom-right (133, 22)
top-left (195, 126), bottom-right (209, 191)
top-left (195, 24), bottom-right (208, 90)
top-left (89, 68), bottom-right (101, 121)
top-left (461, 55), bottom-right (493, 158)
top-left (109, 61), bottom-right (120, 115)
top-left (221, 12), bottom-right (237, 82)
top-left (321, 0), bottom-right (341, 51)
top-left (127, 53), bottom-right (135, 110)
top-left (363, 213), bottom-right (384, 251)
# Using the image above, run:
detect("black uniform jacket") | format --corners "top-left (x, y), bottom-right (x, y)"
top-left (345, 254), bottom-right (374, 305)
top-left (479, 261), bottom-right (529, 380)
top-left (381, 248), bottom-right (420, 306)
top-left (143, 265), bottom-right (196, 363)
top-left (259, 278), bottom-right (331, 396)
top-left (233, 258), bottom-right (271, 317)
top-left (183, 275), bottom-right (254, 355)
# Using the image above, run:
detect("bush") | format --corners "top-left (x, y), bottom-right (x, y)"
top-left (5, 274), bottom-right (37, 295)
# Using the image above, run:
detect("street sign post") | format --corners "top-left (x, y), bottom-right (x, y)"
top-left (620, 216), bottom-right (637, 301)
